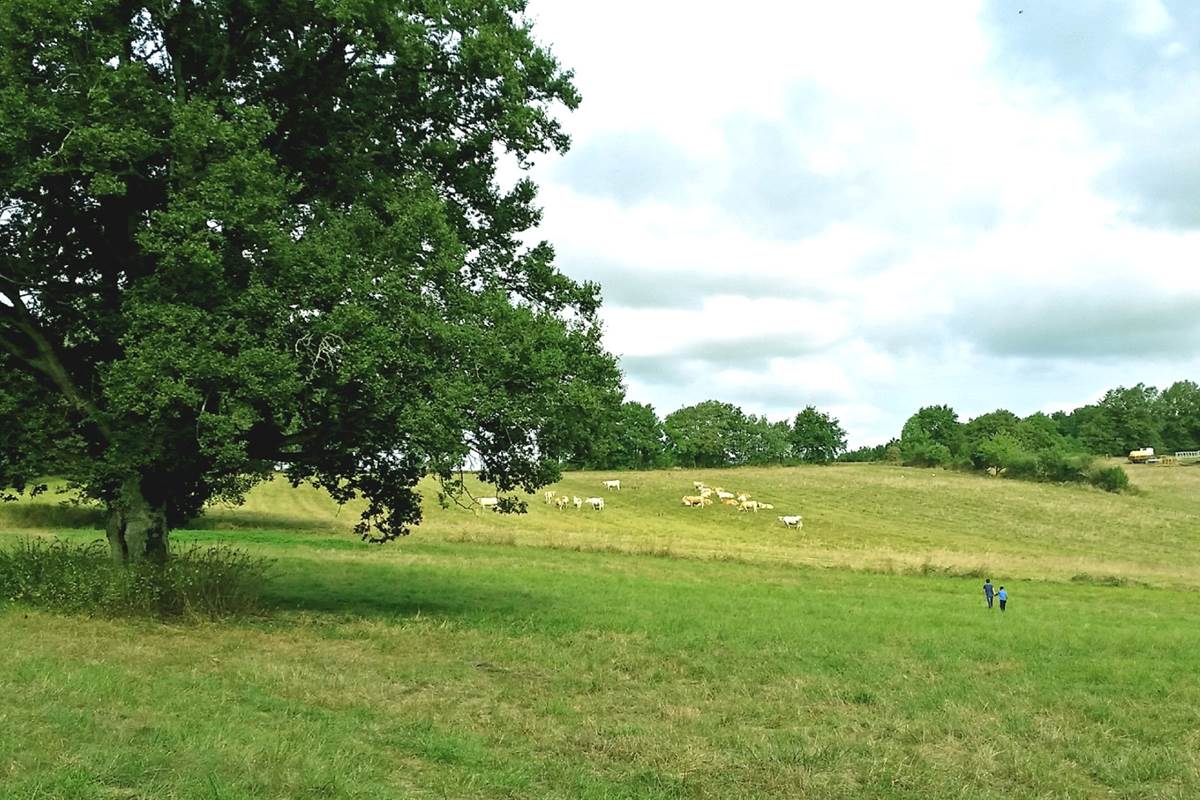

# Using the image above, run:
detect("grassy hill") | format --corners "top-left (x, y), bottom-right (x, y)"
top-left (7, 461), bottom-right (1200, 587)
top-left (3, 463), bottom-right (1200, 798)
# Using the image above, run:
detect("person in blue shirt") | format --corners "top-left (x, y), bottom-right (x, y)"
top-left (982, 578), bottom-right (995, 610)
top-left (997, 586), bottom-right (1008, 612)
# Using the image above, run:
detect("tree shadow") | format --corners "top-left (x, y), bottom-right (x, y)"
top-left (261, 559), bottom-right (551, 623)
top-left (188, 510), bottom-right (349, 532)
top-left (0, 503), bottom-right (105, 530)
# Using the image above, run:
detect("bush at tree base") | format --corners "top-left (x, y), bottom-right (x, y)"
top-left (0, 539), bottom-right (270, 618)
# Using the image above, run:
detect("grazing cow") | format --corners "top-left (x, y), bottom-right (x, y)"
top-left (478, 497), bottom-right (500, 511)
top-left (699, 487), bottom-right (714, 498)
top-left (554, 495), bottom-right (570, 510)
top-left (777, 515), bottom-right (803, 529)
top-left (738, 499), bottom-right (762, 513)
top-left (603, 479), bottom-right (621, 491)
top-left (681, 495), bottom-right (708, 507)
top-left (543, 490), bottom-right (556, 504)
top-left (736, 493), bottom-right (751, 502)
top-left (716, 490), bottom-right (734, 500)
top-left (586, 496), bottom-right (605, 511)
top-left (573, 495), bottom-right (583, 510)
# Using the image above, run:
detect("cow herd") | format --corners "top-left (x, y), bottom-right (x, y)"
top-left (478, 477), bottom-right (803, 531)
top-left (538, 479), bottom-right (621, 513)
top-left (683, 481), bottom-right (803, 529)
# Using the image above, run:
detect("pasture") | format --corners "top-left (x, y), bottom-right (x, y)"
top-left (3, 463), bottom-right (1200, 798)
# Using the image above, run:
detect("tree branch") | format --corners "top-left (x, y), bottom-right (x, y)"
top-left (0, 294), bottom-right (112, 441)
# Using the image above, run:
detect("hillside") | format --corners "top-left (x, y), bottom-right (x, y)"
top-left (5, 462), bottom-right (1200, 587)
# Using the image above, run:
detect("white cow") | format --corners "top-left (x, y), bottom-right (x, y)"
top-left (478, 497), bottom-right (500, 511)
top-left (573, 495), bottom-right (583, 510)
top-left (554, 495), bottom-right (570, 510)
top-left (716, 490), bottom-right (735, 500)
top-left (778, 515), bottom-right (803, 529)
top-left (586, 496), bottom-right (605, 511)
top-left (543, 490), bottom-right (556, 504)
top-left (603, 479), bottom-right (621, 491)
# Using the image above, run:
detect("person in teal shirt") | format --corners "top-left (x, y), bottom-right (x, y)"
top-left (997, 586), bottom-right (1008, 612)
top-left (983, 578), bottom-right (995, 609)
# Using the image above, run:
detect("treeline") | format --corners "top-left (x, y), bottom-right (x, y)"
top-left (1052, 382), bottom-right (1200, 456)
top-left (570, 401), bottom-right (847, 470)
top-left (884, 405), bottom-right (1130, 491)
top-left (577, 380), bottom-right (1200, 493)
top-left (841, 380), bottom-right (1200, 491)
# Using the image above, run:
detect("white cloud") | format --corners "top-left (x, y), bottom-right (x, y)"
top-left (523, 0), bottom-right (1200, 446)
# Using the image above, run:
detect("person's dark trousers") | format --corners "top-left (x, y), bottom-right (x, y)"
top-left (986, 596), bottom-right (993, 609)
top-left (999, 599), bottom-right (1006, 612)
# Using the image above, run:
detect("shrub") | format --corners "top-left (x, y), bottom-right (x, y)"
top-left (901, 441), bottom-right (953, 468)
top-left (998, 450), bottom-right (1039, 480)
top-left (0, 538), bottom-right (270, 618)
top-left (1034, 448), bottom-right (1093, 483)
top-left (1088, 465), bottom-right (1131, 493)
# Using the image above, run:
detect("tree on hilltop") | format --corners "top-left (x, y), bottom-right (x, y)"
top-left (962, 409), bottom-right (1019, 468)
top-left (899, 405), bottom-right (964, 467)
top-left (574, 401), bottom-right (669, 470)
top-left (663, 401), bottom-right (748, 468)
top-left (1155, 381), bottom-right (1200, 452)
top-left (1080, 385), bottom-right (1162, 456)
top-left (0, 0), bottom-right (621, 562)
top-left (789, 405), bottom-right (847, 464)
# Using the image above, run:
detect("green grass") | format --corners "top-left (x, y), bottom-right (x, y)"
top-left (11, 461), bottom-right (1200, 585)
top-left (3, 463), bottom-right (1200, 797)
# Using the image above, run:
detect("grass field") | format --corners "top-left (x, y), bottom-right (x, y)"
top-left (3, 464), bottom-right (1200, 798)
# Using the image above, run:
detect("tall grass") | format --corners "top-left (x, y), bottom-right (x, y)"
top-left (0, 538), bottom-right (270, 618)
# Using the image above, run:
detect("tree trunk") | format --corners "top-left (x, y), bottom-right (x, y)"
top-left (106, 480), bottom-right (170, 564)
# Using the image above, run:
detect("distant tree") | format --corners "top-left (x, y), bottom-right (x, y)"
top-left (838, 440), bottom-right (892, 462)
top-left (974, 433), bottom-right (1026, 472)
top-left (1016, 413), bottom-right (1062, 452)
top-left (899, 405), bottom-right (965, 467)
top-left (963, 409), bottom-right (1020, 468)
top-left (1054, 404), bottom-right (1104, 451)
top-left (664, 401), bottom-right (748, 468)
top-left (579, 401), bottom-right (668, 470)
top-left (1084, 385), bottom-right (1163, 455)
top-left (1156, 381), bottom-right (1200, 452)
top-left (739, 415), bottom-right (793, 465)
top-left (0, 0), bottom-right (621, 561)
top-left (789, 406), bottom-right (847, 464)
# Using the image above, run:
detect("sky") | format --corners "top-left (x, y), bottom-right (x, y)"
top-left (520, 0), bottom-right (1200, 447)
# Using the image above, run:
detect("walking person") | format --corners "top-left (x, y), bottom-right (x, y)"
top-left (983, 578), bottom-right (995, 610)
top-left (997, 585), bottom-right (1007, 612)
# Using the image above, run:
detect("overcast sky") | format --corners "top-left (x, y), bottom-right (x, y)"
top-left (521, 0), bottom-right (1200, 446)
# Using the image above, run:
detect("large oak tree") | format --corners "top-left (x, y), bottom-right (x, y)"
top-left (0, 0), bottom-right (621, 561)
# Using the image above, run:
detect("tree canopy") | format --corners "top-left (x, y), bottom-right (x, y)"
top-left (898, 405), bottom-right (965, 467)
top-left (663, 401), bottom-right (747, 469)
top-left (790, 405), bottom-right (847, 464)
top-left (572, 401), bottom-right (668, 471)
top-left (0, 0), bottom-right (621, 561)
